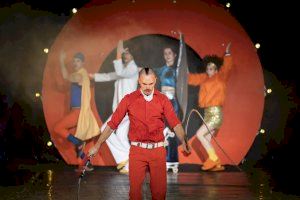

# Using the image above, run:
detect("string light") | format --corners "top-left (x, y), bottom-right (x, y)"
top-left (44, 48), bottom-right (49, 54)
top-left (259, 129), bottom-right (265, 134)
top-left (267, 88), bottom-right (272, 94)
top-left (226, 2), bottom-right (231, 8)
top-left (47, 141), bottom-right (53, 147)
top-left (255, 43), bottom-right (261, 49)
top-left (35, 92), bottom-right (41, 98)
top-left (72, 8), bottom-right (77, 14)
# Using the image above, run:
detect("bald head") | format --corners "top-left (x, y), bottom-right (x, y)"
top-left (138, 67), bottom-right (157, 96)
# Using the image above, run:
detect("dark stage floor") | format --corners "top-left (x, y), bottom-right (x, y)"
top-left (0, 162), bottom-right (299, 200)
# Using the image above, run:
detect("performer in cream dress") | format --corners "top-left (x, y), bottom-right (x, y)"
top-left (90, 41), bottom-right (138, 174)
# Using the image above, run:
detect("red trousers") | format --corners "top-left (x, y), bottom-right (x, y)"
top-left (54, 108), bottom-right (80, 139)
top-left (129, 145), bottom-right (166, 200)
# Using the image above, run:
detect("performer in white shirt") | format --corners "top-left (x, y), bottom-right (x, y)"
top-left (90, 40), bottom-right (138, 174)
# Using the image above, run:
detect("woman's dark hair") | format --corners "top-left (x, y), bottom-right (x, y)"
top-left (203, 54), bottom-right (223, 70)
top-left (163, 46), bottom-right (177, 55)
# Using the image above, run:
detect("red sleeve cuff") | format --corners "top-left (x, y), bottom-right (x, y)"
top-left (107, 121), bottom-right (117, 130)
top-left (170, 120), bottom-right (181, 129)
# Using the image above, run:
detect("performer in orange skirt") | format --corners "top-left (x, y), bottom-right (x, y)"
top-left (54, 51), bottom-right (99, 170)
top-left (188, 43), bottom-right (232, 171)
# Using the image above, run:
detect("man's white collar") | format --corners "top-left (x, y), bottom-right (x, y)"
top-left (141, 89), bottom-right (154, 102)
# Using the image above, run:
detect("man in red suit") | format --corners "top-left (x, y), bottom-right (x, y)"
top-left (89, 67), bottom-right (190, 200)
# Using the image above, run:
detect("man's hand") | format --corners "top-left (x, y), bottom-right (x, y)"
top-left (88, 143), bottom-right (101, 157)
top-left (89, 126), bottom-right (114, 157)
top-left (225, 42), bottom-right (231, 55)
top-left (173, 124), bottom-right (191, 155)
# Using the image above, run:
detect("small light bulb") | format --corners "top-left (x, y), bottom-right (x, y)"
top-left (72, 8), bottom-right (77, 14)
top-left (255, 43), bottom-right (261, 49)
top-left (44, 48), bottom-right (49, 53)
top-left (47, 141), bottom-right (53, 147)
top-left (267, 88), bottom-right (272, 94)
top-left (260, 129), bottom-right (265, 134)
top-left (35, 92), bottom-right (41, 97)
top-left (226, 2), bottom-right (231, 8)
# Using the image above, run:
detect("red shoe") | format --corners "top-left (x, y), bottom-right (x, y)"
top-left (201, 158), bottom-right (218, 171)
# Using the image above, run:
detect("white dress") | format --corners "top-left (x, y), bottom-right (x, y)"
top-left (95, 59), bottom-right (138, 169)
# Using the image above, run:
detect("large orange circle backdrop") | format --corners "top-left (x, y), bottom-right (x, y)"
top-left (42, 0), bottom-right (264, 166)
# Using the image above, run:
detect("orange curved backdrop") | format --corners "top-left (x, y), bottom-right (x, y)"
top-left (42, 0), bottom-right (264, 165)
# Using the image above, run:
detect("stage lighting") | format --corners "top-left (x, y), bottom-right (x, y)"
top-left (72, 8), bottom-right (78, 14)
top-left (259, 129), bottom-right (265, 134)
top-left (226, 3), bottom-right (231, 8)
top-left (47, 170), bottom-right (53, 182)
top-left (255, 43), bottom-right (261, 49)
top-left (267, 88), bottom-right (272, 94)
top-left (44, 48), bottom-right (49, 53)
top-left (35, 92), bottom-right (41, 97)
top-left (47, 141), bottom-right (53, 147)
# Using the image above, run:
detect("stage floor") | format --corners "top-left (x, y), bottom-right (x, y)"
top-left (0, 163), bottom-right (299, 200)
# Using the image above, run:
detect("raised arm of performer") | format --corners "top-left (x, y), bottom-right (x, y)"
top-left (60, 51), bottom-right (82, 83)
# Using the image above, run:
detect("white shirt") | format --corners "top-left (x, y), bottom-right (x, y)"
top-left (95, 59), bottom-right (138, 112)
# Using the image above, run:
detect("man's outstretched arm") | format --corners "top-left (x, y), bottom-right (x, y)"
top-left (88, 125), bottom-right (114, 156)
